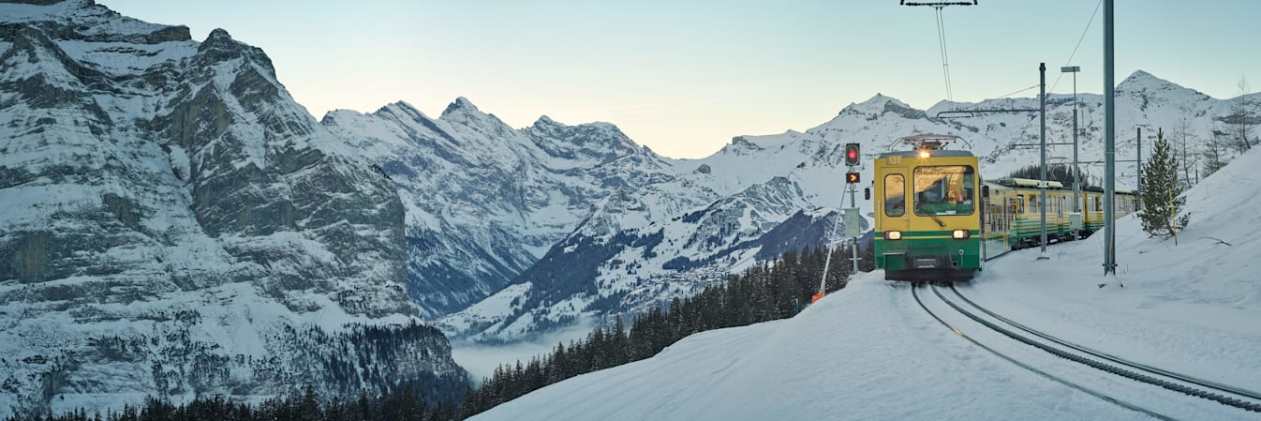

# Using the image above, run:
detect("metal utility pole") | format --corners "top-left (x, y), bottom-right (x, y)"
top-left (1062, 65), bottom-right (1082, 213)
top-left (848, 176), bottom-right (859, 273)
top-left (1038, 62), bottom-right (1050, 259)
top-left (1137, 128), bottom-right (1144, 200)
top-left (1103, 0), bottom-right (1117, 275)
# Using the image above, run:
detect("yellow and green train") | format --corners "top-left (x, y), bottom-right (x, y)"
top-left (872, 143), bottom-right (1138, 281)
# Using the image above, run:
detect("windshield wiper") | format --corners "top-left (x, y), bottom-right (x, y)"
top-left (929, 215), bottom-right (946, 228)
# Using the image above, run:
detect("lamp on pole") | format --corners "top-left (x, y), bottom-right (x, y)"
top-left (1061, 65), bottom-right (1081, 213)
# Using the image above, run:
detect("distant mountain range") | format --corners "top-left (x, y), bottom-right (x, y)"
top-left (431, 70), bottom-right (1260, 342)
top-left (1, 0), bottom-right (1257, 416)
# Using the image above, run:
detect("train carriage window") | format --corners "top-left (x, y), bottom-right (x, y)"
top-left (884, 174), bottom-right (905, 217)
top-left (913, 166), bottom-right (975, 216)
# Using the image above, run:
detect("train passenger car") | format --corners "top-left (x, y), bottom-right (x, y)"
top-left (982, 180), bottom-right (1142, 251)
top-left (874, 146), bottom-right (982, 281)
top-left (983, 178), bottom-right (1078, 248)
top-left (875, 136), bottom-right (1145, 281)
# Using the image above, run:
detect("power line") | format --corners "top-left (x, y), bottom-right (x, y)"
top-left (1050, 0), bottom-right (1103, 93)
top-left (902, 1), bottom-right (975, 102)
top-left (935, 8), bottom-right (954, 101)
top-left (992, 83), bottom-right (1041, 99)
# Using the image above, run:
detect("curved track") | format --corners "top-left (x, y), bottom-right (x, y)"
top-left (910, 284), bottom-right (1174, 420)
top-left (928, 283), bottom-right (1261, 413)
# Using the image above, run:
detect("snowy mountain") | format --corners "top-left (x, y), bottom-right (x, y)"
top-left (0, 1), bottom-right (462, 417)
top-left (433, 70), bottom-right (1256, 342)
top-left (4, 0), bottom-right (1257, 415)
top-left (320, 101), bottom-right (672, 318)
top-left (468, 148), bottom-right (1261, 421)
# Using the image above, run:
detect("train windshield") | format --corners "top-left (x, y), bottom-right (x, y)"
top-left (913, 165), bottom-right (975, 216)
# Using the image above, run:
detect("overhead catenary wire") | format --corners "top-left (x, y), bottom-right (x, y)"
top-left (1050, 0), bottom-right (1104, 93)
top-left (991, 83), bottom-right (1041, 100)
top-left (902, 1), bottom-right (974, 102)
top-left (935, 7), bottom-right (954, 101)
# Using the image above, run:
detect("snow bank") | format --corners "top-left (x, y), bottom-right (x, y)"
top-left (470, 274), bottom-right (1216, 420)
top-left (964, 146), bottom-right (1261, 395)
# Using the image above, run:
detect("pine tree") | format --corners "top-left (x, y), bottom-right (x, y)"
top-left (1138, 130), bottom-right (1190, 243)
top-left (1202, 125), bottom-right (1231, 177)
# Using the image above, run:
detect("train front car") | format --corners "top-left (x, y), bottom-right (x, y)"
top-left (874, 142), bottom-right (982, 281)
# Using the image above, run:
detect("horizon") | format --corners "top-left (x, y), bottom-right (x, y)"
top-left (101, 0), bottom-right (1261, 158)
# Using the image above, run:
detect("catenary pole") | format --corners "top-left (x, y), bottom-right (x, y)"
top-left (1103, 0), bottom-right (1117, 274)
top-left (1038, 62), bottom-right (1049, 259)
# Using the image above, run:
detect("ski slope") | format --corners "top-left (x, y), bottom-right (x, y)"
top-left (470, 149), bottom-right (1261, 421)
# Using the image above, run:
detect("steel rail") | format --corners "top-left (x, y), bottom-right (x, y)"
top-left (910, 285), bottom-right (1175, 420)
top-left (932, 285), bottom-right (1261, 413)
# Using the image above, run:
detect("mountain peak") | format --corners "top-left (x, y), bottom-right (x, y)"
top-left (206, 28), bottom-right (232, 42)
top-left (379, 100), bottom-right (422, 116)
top-left (1119, 70), bottom-right (1182, 90)
top-left (535, 115), bottom-right (558, 125)
top-left (442, 96), bottom-right (480, 114)
top-left (840, 93), bottom-right (913, 115)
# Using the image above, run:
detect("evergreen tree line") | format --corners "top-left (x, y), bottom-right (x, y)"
top-left (459, 245), bottom-right (863, 418)
top-left (8, 383), bottom-right (459, 421)
top-left (10, 245), bottom-right (867, 421)
top-left (1006, 163), bottom-right (1094, 189)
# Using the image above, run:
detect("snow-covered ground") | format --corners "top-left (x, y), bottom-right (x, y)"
top-left (470, 149), bottom-right (1261, 420)
top-left (967, 146), bottom-right (1261, 394)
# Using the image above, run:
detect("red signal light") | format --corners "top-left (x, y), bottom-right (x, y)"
top-left (844, 143), bottom-right (860, 166)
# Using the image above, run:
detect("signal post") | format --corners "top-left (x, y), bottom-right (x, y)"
top-left (813, 143), bottom-right (864, 304)
top-left (844, 143), bottom-right (863, 273)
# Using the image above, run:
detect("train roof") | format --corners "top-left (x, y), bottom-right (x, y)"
top-left (876, 150), bottom-right (975, 159)
top-left (986, 178), bottom-right (1136, 195)
top-left (987, 177), bottom-right (1064, 189)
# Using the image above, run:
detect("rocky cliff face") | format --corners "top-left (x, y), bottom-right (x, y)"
top-left (322, 100), bottom-right (673, 318)
top-left (0, 1), bottom-right (460, 417)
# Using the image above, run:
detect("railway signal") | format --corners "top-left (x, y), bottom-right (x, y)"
top-left (846, 172), bottom-right (860, 184)
top-left (845, 143), bottom-right (861, 166)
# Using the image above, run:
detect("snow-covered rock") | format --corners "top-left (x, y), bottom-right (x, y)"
top-left (0, 1), bottom-right (461, 417)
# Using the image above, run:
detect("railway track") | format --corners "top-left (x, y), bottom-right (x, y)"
top-left (910, 284), bottom-right (1175, 420)
top-left (916, 282), bottom-right (1261, 416)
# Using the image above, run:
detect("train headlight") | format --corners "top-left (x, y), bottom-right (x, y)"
top-left (952, 229), bottom-right (970, 239)
top-left (884, 231), bottom-right (902, 240)
top-left (918, 150), bottom-right (931, 159)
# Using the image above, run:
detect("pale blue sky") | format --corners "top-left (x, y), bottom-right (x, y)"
top-left (106, 0), bottom-right (1261, 158)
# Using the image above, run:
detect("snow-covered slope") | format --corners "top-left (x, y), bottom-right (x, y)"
top-left (962, 145), bottom-right (1261, 392)
top-left (470, 143), bottom-right (1261, 421)
top-left (0, 1), bottom-right (462, 417)
top-left (469, 275), bottom-right (1256, 420)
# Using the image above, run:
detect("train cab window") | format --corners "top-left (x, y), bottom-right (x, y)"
top-left (1094, 197), bottom-right (1101, 212)
top-left (884, 174), bottom-right (905, 217)
top-left (913, 166), bottom-right (975, 216)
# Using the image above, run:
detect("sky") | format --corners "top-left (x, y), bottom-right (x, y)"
top-left (104, 0), bottom-right (1261, 158)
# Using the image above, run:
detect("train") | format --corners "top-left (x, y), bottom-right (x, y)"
top-left (872, 135), bottom-right (1138, 281)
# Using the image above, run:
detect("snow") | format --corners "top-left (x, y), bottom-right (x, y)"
top-left (960, 146), bottom-right (1261, 393)
top-left (471, 274), bottom-right (1244, 421)
top-left (471, 146), bottom-right (1261, 421)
